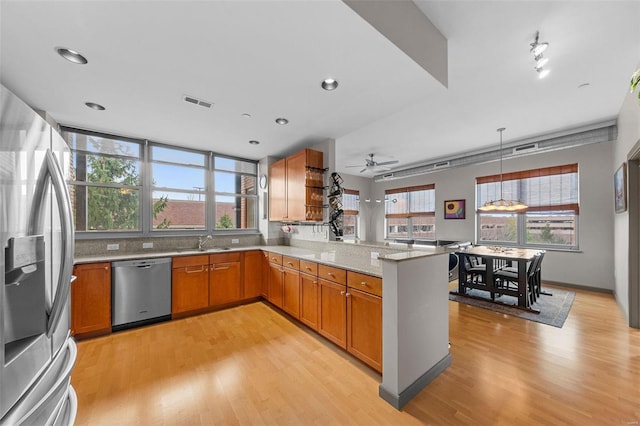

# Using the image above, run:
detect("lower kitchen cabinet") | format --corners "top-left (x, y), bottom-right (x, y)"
top-left (268, 261), bottom-right (284, 308)
top-left (318, 278), bottom-right (347, 349)
top-left (243, 250), bottom-right (263, 299)
top-left (71, 262), bottom-right (111, 337)
top-left (209, 253), bottom-right (242, 306)
top-left (347, 287), bottom-right (382, 372)
top-left (260, 251), bottom-right (270, 298)
top-left (172, 255), bottom-right (209, 315)
top-left (282, 266), bottom-right (300, 319)
top-left (299, 272), bottom-right (319, 330)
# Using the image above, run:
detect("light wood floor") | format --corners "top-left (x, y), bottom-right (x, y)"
top-left (71, 284), bottom-right (640, 425)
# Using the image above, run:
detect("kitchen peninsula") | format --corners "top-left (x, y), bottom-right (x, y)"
top-left (73, 241), bottom-right (451, 410)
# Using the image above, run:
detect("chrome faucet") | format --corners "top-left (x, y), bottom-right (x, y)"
top-left (198, 235), bottom-right (213, 251)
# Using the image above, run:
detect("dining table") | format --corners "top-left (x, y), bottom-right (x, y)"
top-left (455, 246), bottom-right (541, 311)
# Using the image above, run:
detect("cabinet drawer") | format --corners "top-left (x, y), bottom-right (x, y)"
top-left (318, 264), bottom-right (346, 285)
top-left (283, 256), bottom-right (300, 270)
top-left (267, 252), bottom-right (283, 265)
top-left (173, 255), bottom-right (208, 269)
top-left (209, 252), bottom-right (241, 264)
top-left (299, 260), bottom-right (318, 276)
top-left (347, 271), bottom-right (382, 297)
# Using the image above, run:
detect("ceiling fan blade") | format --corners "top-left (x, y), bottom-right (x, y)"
top-left (376, 160), bottom-right (399, 166)
top-left (345, 165), bottom-right (363, 168)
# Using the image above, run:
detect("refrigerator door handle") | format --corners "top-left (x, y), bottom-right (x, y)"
top-left (28, 148), bottom-right (74, 337)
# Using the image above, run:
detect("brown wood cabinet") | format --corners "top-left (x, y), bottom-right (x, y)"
top-left (243, 250), bottom-right (263, 299)
top-left (269, 148), bottom-right (324, 222)
top-left (71, 262), bottom-right (111, 337)
top-left (347, 287), bottom-right (382, 372)
top-left (261, 251), bottom-right (270, 298)
top-left (268, 158), bottom-right (287, 220)
top-left (299, 267), bottom-right (319, 330)
top-left (318, 278), bottom-right (347, 349)
top-left (282, 260), bottom-right (300, 319)
top-left (267, 253), bottom-right (284, 308)
top-left (172, 255), bottom-right (209, 315)
top-left (209, 252), bottom-right (242, 306)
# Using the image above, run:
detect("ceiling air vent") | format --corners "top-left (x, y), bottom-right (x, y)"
top-left (183, 94), bottom-right (213, 109)
top-left (433, 161), bottom-right (450, 169)
top-left (513, 143), bottom-right (538, 154)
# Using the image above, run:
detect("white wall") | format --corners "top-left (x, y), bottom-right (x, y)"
top-left (613, 69), bottom-right (640, 322)
top-left (345, 141), bottom-right (615, 290)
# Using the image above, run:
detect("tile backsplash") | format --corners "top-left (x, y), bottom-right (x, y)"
top-left (74, 234), bottom-right (274, 258)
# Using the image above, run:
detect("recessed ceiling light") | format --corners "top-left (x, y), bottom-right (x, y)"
top-left (242, 113), bottom-right (252, 119)
top-left (85, 102), bottom-right (105, 111)
top-left (249, 140), bottom-right (260, 145)
top-left (56, 47), bottom-right (88, 64)
top-left (321, 78), bottom-right (339, 91)
top-left (275, 117), bottom-right (289, 125)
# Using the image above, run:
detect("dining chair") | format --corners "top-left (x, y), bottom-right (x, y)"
top-left (464, 255), bottom-right (487, 284)
top-left (494, 253), bottom-right (541, 305)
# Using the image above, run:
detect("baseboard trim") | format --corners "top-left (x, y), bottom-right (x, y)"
top-left (378, 353), bottom-right (452, 410)
top-left (543, 280), bottom-right (613, 294)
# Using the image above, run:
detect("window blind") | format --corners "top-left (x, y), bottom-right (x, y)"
top-left (476, 163), bottom-right (579, 213)
top-left (343, 189), bottom-right (360, 215)
top-left (385, 184), bottom-right (435, 218)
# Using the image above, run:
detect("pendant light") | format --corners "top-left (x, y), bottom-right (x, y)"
top-left (478, 128), bottom-right (528, 212)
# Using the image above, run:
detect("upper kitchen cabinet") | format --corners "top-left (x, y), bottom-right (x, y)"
top-left (269, 148), bottom-right (324, 222)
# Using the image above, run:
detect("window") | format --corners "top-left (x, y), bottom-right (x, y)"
top-left (213, 157), bottom-right (257, 230)
top-left (342, 189), bottom-right (360, 238)
top-left (150, 145), bottom-right (207, 230)
top-left (65, 130), bottom-right (142, 232)
top-left (63, 127), bottom-right (258, 236)
top-left (476, 164), bottom-right (579, 249)
top-left (384, 184), bottom-right (435, 240)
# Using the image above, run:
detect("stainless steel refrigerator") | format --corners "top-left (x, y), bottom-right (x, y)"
top-left (1, 84), bottom-right (78, 425)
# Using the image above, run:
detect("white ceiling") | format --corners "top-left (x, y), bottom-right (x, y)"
top-left (1, 1), bottom-right (639, 176)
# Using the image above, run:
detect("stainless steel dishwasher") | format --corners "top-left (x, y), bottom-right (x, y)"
top-left (112, 257), bottom-right (172, 330)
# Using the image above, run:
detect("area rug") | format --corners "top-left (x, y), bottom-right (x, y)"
top-left (449, 287), bottom-right (575, 328)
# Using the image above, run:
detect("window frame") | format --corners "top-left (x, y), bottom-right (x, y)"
top-left (63, 126), bottom-right (259, 239)
top-left (476, 164), bottom-right (580, 250)
top-left (342, 189), bottom-right (360, 240)
top-left (383, 184), bottom-right (436, 242)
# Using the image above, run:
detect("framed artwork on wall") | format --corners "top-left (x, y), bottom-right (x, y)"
top-left (444, 199), bottom-right (465, 219)
top-left (614, 163), bottom-right (627, 213)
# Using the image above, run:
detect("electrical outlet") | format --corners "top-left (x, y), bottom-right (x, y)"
top-left (107, 244), bottom-right (119, 251)
top-left (231, 239), bottom-right (239, 244)
top-left (142, 242), bottom-right (153, 249)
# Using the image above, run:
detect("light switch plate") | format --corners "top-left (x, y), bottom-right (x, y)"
top-left (142, 242), bottom-right (153, 249)
top-left (107, 244), bottom-right (119, 251)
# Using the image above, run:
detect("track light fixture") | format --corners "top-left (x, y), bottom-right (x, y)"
top-left (530, 31), bottom-right (550, 79)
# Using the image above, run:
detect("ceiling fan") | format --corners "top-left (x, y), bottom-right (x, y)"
top-left (346, 153), bottom-right (399, 173)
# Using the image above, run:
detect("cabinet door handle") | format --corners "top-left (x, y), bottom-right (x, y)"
top-left (185, 266), bottom-right (206, 273)
top-left (312, 281), bottom-right (318, 284)
top-left (360, 281), bottom-right (367, 286)
top-left (272, 257), bottom-right (279, 262)
top-left (340, 290), bottom-right (345, 296)
top-left (213, 265), bottom-right (230, 270)
top-left (287, 261), bottom-right (294, 266)
top-left (346, 292), bottom-right (351, 297)
top-left (328, 272), bottom-right (334, 276)
top-left (305, 267), bottom-right (312, 271)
